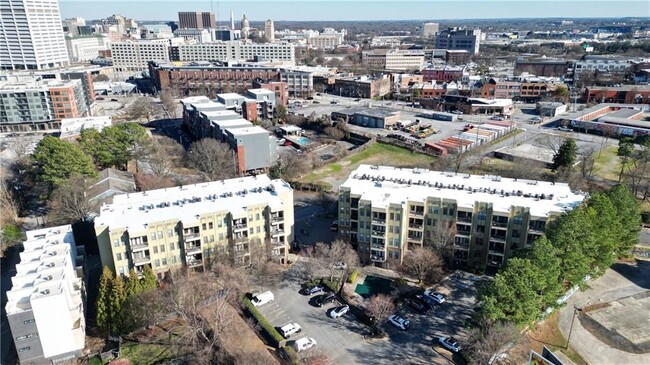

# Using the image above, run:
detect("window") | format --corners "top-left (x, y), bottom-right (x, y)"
top-left (394, 251), bottom-right (400, 259)
top-left (256, 227), bottom-right (261, 233)
top-left (168, 229), bottom-right (173, 237)
top-left (116, 253), bottom-right (122, 261)
top-left (23, 319), bottom-right (35, 325)
top-left (155, 259), bottom-right (160, 267)
top-left (153, 246), bottom-right (159, 254)
top-left (18, 347), bottom-right (30, 353)
top-left (396, 213), bottom-right (401, 220)
top-left (209, 235), bottom-right (215, 242)
top-left (218, 220), bottom-right (223, 227)
top-left (119, 266), bottom-right (125, 275)
top-left (202, 223), bottom-right (207, 230)
top-left (113, 238), bottom-right (119, 247)
top-left (390, 213), bottom-right (394, 220)
top-left (256, 213), bottom-right (260, 221)
top-left (158, 231), bottom-right (163, 239)
top-left (169, 242), bottom-right (175, 250)
top-left (160, 244), bottom-right (165, 253)
top-left (203, 236), bottom-right (209, 244)
top-left (250, 228), bottom-right (254, 234)
top-left (219, 233), bottom-right (224, 241)
top-left (477, 211), bottom-right (486, 220)
top-left (476, 225), bottom-right (485, 233)
top-left (208, 222), bottom-right (213, 229)
top-left (151, 232), bottom-right (156, 241)
top-left (162, 258), bottom-right (167, 266)
top-left (172, 256), bottom-right (177, 264)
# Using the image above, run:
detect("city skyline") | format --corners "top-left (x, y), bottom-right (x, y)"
top-left (58, 0), bottom-right (649, 22)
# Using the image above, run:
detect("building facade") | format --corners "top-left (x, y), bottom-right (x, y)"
top-left (5, 225), bottom-right (85, 365)
top-left (110, 38), bottom-right (170, 73)
top-left (422, 22), bottom-right (439, 37)
top-left (174, 28), bottom-right (213, 43)
top-left (95, 176), bottom-right (294, 276)
top-left (514, 59), bottom-right (572, 77)
top-left (422, 66), bottom-right (466, 82)
top-left (66, 35), bottom-right (111, 62)
top-left (435, 27), bottom-right (481, 55)
top-left (177, 41), bottom-right (295, 63)
top-left (264, 19), bottom-right (275, 42)
top-left (178, 11), bottom-right (215, 29)
top-left (338, 165), bottom-right (585, 271)
top-left (364, 49), bottom-right (425, 71)
top-left (334, 75), bottom-right (391, 98)
top-left (1, 0), bottom-right (70, 70)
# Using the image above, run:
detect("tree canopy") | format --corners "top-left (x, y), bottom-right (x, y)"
top-left (551, 138), bottom-right (577, 172)
top-left (32, 136), bottom-right (97, 189)
top-left (79, 122), bottom-right (150, 169)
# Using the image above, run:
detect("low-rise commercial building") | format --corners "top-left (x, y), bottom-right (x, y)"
top-left (422, 22), bottom-right (439, 37)
top-left (174, 28), bottom-right (213, 43)
top-left (565, 103), bottom-right (650, 138)
top-left (362, 49), bottom-right (425, 71)
top-left (445, 50), bottom-right (471, 65)
top-left (435, 27), bottom-right (481, 55)
top-left (583, 85), bottom-right (650, 104)
top-left (422, 65), bottom-right (466, 82)
top-left (514, 58), bottom-right (572, 77)
top-left (422, 94), bottom-right (514, 115)
top-left (334, 75), bottom-right (391, 99)
top-left (95, 175), bottom-right (294, 275)
top-left (5, 225), bottom-right (85, 364)
top-left (331, 106), bottom-right (400, 129)
top-left (338, 165), bottom-right (585, 271)
top-left (65, 35), bottom-right (111, 62)
top-left (480, 79), bottom-right (521, 99)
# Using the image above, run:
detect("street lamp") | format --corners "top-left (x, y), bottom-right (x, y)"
top-left (566, 305), bottom-right (583, 349)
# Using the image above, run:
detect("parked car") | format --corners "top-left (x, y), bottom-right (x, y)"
top-left (407, 297), bottom-right (432, 314)
top-left (333, 261), bottom-right (347, 270)
top-left (329, 305), bottom-right (350, 319)
top-left (315, 293), bottom-right (337, 307)
top-left (530, 116), bottom-right (542, 121)
top-left (294, 337), bottom-right (317, 352)
top-left (306, 96), bottom-right (314, 100)
top-left (305, 285), bottom-right (324, 296)
top-left (313, 101), bottom-right (320, 104)
top-left (388, 315), bottom-right (410, 331)
top-left (423, 290), bottom-right (446, 304)
top-left (251, 291), bottom-right (274, 307)
top-left (279, 322), bottom-right (302, 338)
top-left (110, 98), bottom-right (118, 102)
top-left (557, 126), bottom-right (573, 132)
top-left (452, 110), bottom-right (463, 115)
top-left (96, 97), bottom-right (105, 100)
top-left (438, 336), bottom-right (461, 353)
top-left (330, 100), bottom-right (338, 104)
top-left (354, 98), bottom-right (361, 101)
top-left (330, 220), bottom-right (339, 231)
top-left (316, 93), bottom-right (322, 96)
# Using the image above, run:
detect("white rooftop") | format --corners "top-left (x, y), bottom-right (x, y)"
top-left (213, 118), bottom-right (252, 129)
top-left (468, 98), bottom-right (513, 107)
top-left (247, 88), bottom-right (275, 96)
top-left (227, 126), bottom-right (271, 137)
top-left (95, 175), bottom-right (292, 231)
top-left (180, 95), bottom-right (211, 105)
top-left (341, 165), bottom-right (586, 217)
top-left (218, 93), bottom-right (245, 100)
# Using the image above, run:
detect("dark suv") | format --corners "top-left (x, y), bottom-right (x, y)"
top-left (407, 295), bottom-right (432, 314)
top-left (315, 293), bottom-right (336, 307)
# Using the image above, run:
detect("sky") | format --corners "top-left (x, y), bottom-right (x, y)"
top-left (58, 0), bottom-right (650, 22)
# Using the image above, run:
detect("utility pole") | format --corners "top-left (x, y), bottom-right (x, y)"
top-left (566, 305), bottom-right (582, 349)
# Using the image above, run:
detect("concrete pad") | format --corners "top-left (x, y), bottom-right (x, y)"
top-left (587, 293), bottom-right (650, 348)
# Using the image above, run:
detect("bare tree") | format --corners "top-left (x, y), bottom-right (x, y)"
top-left (0, 180), bottom-right (18, 226)
top-left (365, 294), bottom-right (395, 335)
top-left (579, 146), bottom-right (597, 182)
top-left (6, 136), bottom-right (37, 159)
top-left (399, 246), bottom-right (443, 285)
top-left (285, 114), bottom-right (305, 126)
top-left (144, 136), bottom-right (184, 176)
top-left (125, 97), bottom-right (157, 123)
top-left (324, 126), bottom-right (345, 140)
top-left (134, 172), bottom-right (177, 191)
top-left (160, 90), bottom-right (178, 119)
top-left (47, 174), bottom-right (96, 224)
top-left (187, 139), bottom-right (238, 181)
top-left (465, 321), bottom-right (520, 365)
top-left (317, 190), bottom-right (336, 217)
top-left (425, 220), bottom-right (457, 265)
top-left (281, 153), bottom-right (312, 180)
top-left (314, 240), bottom-right (360, 282)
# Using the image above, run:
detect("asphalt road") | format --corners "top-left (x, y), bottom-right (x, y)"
top-left (256, 260), bottom-right (487, 365)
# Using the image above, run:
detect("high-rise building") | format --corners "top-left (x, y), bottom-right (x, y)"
top-left (5, 225), bottom-right (85, 364)
top-left (110, 38), bottom-right (170, 73)
top-left (0, 0), bottom-right (70, 70)
top-left (65, 35), bottom-right (110, 62)
top-left (435, 27), bottom-right (482, 55)
top-left (422, 22), bottom-right (439, 37)
top-left (264, 19), bottom-right (275, 42)
top-left (94, 175), bottom-right (294, 276)
top-left (177, 41), bottom-right (295, 63)
top-left (178, 11), bottom-right (216, 29)
top-left (337, 165), bottom-right (585, 271)
top-left (62, 17), bottom-right (86, 36)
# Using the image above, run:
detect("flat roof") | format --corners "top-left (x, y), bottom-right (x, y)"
top-left (247, 88), bottom-right (275, 95)
top-left (227, 126), bottom-right (270, 137)
top-left (218, 93), bottom-right (245, 100)
top-left (279, 125), bottom-right (302, 132)
top-left (340, 165), bottom-right (585, 217)
top-left (213, 118), bottom-right (252, 129)
top-left (95, 175), bottom-right (292, 231)
top-left (333, 106), bottom-right (400, 119)
top-left (607, 109), bottom-right (643, 119)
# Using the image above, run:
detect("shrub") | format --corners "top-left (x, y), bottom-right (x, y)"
top-left (243, 297), bottom-right (284, 347)
top-left (322, 278), bottom-right (341, 292)
top-left (347, 269), bottom-right (359, 284)
top-left (641, 211), bottom-right (650, 224)
top-left (283, 346), bottom-right (300, 364)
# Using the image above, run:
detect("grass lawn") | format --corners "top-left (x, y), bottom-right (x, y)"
top-left (303, 142), bottom-right (437, 185)
top-left (117, 341), bottom-right (181, 365)
top-left (593, 145), bottom-right (622, 182)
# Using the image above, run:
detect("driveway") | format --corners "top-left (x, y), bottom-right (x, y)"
top-left (558, 260), bottom-right (650, 365)
top-left (257, 262), bottom-right (485, 365)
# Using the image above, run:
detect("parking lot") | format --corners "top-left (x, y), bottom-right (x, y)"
top-left (255, 261), bottom-right (489, 365)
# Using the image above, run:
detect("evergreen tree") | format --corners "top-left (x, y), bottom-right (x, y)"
top-left (31, 136), bottom-right (97, 189)
top-left (141, 264), bottom-right (158, 290)
top-left (585, 193), bottom-right (621, 272)
top-left (109, 274), bottom-right (127, 334)
top-left (526, 236), bottom-right (563, 308)
top-left (551, 138), bottom-right (577, 172)
top-left (96, 266), bottom-right (113, 333)
top-left (606, 184), bottom-right (641, 254)
top-left (125, 268), bottom-right (142, 298)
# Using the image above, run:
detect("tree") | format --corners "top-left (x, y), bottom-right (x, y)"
top-left (32, 136), bottom-right (97, 189)
top-left (160, 90), bottom-right (178, 119)
top-left (0, 180), bottom-right (21, 256)
top-left (617, 137), bottom-right (635, 183)
top-left (6, 136), bottom-right (37, 159)
top-left (144, 136), bottom-right (184, 177)
top-left (425, 220), bottom-right (457, 264)
top-left (399, 246), bottom-right (443, 285)
top-left (79, 123), bottom-right (150, 169)
top-left (584, 193), bottom-right (621, 272)
top-left (1, 224), bottom-right (24, 258)
top-left (553, 85), bottom-right (570, 102)
top-left (275, 104), bottom-right (287, 120)
top-left (109, 273), bottom-right (127, 334)
top-left (481, 258), bottom-right (545, 325)
top-left (579, 147), bottom-right (597, 181)
top-left (96, 266), bottom-right (113, 333)
top-left (606, 184), bottom-right (641, 254)
top-left (551, 138), bottom-right (577, 173)
top-left (545, 208), bottom-right (594, 287)
top-left (47, 175), bottom-right (96, 224)
top-left (125, 97), bottom-right (157, 122)
top-left (142, 264), bottom-right (158, 290)
top-left (125, 268), bottom-right (143, 298)
top-left (465, 321), bottom-right (520, 365)
top-left (134, 172), bottom-right (177, 191)
top-left (365, 294), bottom-right (395, 335)
top-left (187, 139), bottom-right (237, 181)
top-left (317, 190), bottom-right (335, 217)
top-left (93, 74), bottom-right (110, 82)
top-left (281, 153), bottom-right (312, 180)
top-left (313, 240), bottom-right (360, 283)
top-left (324, 126), bottom-right (345, 140)
top-left (524, 236), bottom-right (563, 308)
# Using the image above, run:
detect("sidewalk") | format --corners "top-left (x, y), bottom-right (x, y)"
top-left (557, 261), bottom-right (650, 365)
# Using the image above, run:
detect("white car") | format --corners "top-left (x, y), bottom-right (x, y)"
top-left (293, 337), bottom-right (317, 352)
top-left (279, 322), bottom-right (302, 338)
top-left (251, 291), bottom-right (274, 307)
top-left (438, 336), bottom-right (461, 353)
top-left (329, 305), bottom-right (350, 319)
top-left (388, 315), bottom-right (410, 331)
top-left (423, 290), bottom-right (446, 304)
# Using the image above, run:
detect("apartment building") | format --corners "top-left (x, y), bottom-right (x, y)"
top-left (62, 17), bottom-right (86, 36)
top-left (514, 58), bottom-right (572, 77)
top-left (338, 165), bottom-right (585, 271)
top-left (1, 0), bottom-right (70, 70)
top-left (307, 34), bottom-right (343, 49)
top-left (174, 28), bottom-right (213, 43)
top-left (363, 49), bottom-right (424, 71)
top-left (422, 22), bottom-right (439, 37)
top-left (480, 79), bottom-right (521, 99)
top-left (66, 35), bottom-right (111, 62)
top-left (95, 175), bottom-right (294, 276)
top-left (435, 27), bottom-right (482, 55)
top-left (422, 65), bottom-right (466, 82)
top-left (573, 55), bottom-right (632, 78)
top-left (110, 38), bottom-right (170, 73)
top-left (334, 75), bottom-right (391, 98)
top-left (0, 76), bottom-right (91, 132)
top-left (178, 11), bottom-right (215, 29)
top-left (254, 81), bottom-right (289, 107)
top-left (5, 225), bottom-right (85, 364)
top-left (177, 41), bottom-right (296, 63)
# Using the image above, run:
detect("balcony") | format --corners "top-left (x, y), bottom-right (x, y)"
top-left (272, 229), bottom-right (285, 236)
top-left (233, 223), bottom-right (248, 231)
top-left (130, 242), bottom-right (148, 251)
top-left (271, 215), bottom-right (284, 223)
top-left (371, 229), bottom-right (386, 237)
top-left (407, 235), bottom-right (423, 243)
top-left (185, 245), bottom-right (201, 255)
top-left (409, 210), bottom-right (424, 218)
top-left (528, 227), bottom-right (544, 235)
top-left (370, 243), bottom-right (385, 250)
top-left (491, 221), bottom-right (509, 229)
top-left (370, 255), bottom-right (386, 262)
top-left (371, 218), bottom-right (386, 225)
top-left (457, 215), bottom-right (473, 223)
top-left (187, 258), bottom-right (202, 267)
top-left (489, 235), bottom-right (507, 243)
top-left (183, 232), bottom-right (200, 240)
top-left (408, 222), bottom-right (423, 229)
top-left (456, 231), bottom-right (471, 237)
top-left (233, 235), bottom-right (248, 243)
top-left (133, 255), bottom-right (151, 265)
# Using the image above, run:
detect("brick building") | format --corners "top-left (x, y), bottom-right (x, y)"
top-left (422, 66), bottom-right (465, 82)
top-left (583, 85), bottom-right (650, 104)
top-left (514, 59), bottom-right (572, 77)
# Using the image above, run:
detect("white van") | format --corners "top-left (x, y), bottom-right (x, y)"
top-left (251, 291), bottom-right (274, 307)
top-left (279, 322), bottom-right (302, 338)
top-left (293, 337), bottom-right (316, 352)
